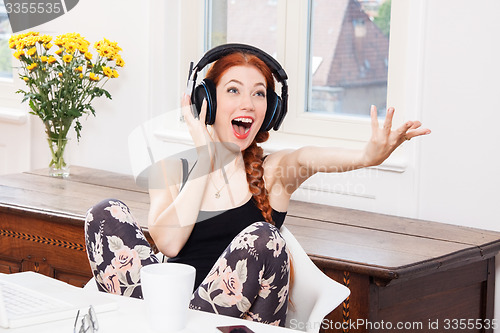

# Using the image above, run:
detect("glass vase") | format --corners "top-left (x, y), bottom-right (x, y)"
top-left (47, 137), bottom-right (70, 178)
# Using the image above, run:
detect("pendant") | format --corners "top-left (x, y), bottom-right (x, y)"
top-left (215, 192), bottom-right (220, 199)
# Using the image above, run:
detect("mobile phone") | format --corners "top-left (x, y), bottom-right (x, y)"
top-left (216, 325), bottom-right (255, 333)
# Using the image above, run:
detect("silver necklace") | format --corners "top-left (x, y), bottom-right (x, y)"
top-left (210, 166), bottom-right (238, 199)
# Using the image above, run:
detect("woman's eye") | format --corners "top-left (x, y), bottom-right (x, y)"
top-left (255, 90), bottom-right (266, 98)
top-left (227, 87), bottom-right (238, 94)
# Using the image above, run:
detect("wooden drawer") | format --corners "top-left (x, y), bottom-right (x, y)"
top-left (0, 210), bottom-right (91, 287)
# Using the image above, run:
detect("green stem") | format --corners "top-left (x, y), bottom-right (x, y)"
top-left (47, 135), bottom-right (69, 176)
top-left (45, 117), bottom-right (73, 175)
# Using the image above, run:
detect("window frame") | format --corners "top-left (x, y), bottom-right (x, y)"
top-left (202, 0), bottom-right (399, 144)
top-left (271, 0), bottom-right (415, 172)
top-left (158, 0), bottom-right (419, 172)
top-left (0, 15), bottom-right (28, 114)
top-left (279, 0), bottom-right (390, 144)
top-left (0, 57), bottom-right (26, 112)
top-left (0, 1), bottom-right (20, 109)
top-left (0, 40), bottom-right (21, 109)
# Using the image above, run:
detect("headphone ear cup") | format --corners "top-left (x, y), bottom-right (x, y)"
top-left (260, 90), bottom-right (281, 132)
top-left (192, 79), bottom-right (217, 125)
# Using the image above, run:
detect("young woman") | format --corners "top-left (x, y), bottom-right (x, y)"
top-left (85, 45), bottom-right (430, 327)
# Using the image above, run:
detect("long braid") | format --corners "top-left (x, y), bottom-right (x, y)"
top-left (244, 132), bottom-right (295, 298)
top-left (243, 131), bottom-right (273, 224)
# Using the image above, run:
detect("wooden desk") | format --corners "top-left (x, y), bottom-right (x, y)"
top-left (1, 167), bottom-right (499, 333)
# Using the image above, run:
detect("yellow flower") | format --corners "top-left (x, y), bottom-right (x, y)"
top-left (24, 36), bottom-right (39, 48)
top-left (115, 56), bottom-right (125, 67)
top-left (77, 42), bottom-right (88, 53)
top-left (10, 31), bottom-right (124, 142)
top-left (99, 46), bottom-right (113, 59)
top-left (102, 66), bottom-right (113, 78)
top-left (13, 50), bottom-right (24, 59)
top-left (55, 33), bottom-right (90, 53)
top-left (65, 43), bottom-right (76, 54)
top-left (41, 35), bottom-right (52, 44)
top-left (62, 54), bottom-right (73, 63)
top-left (27, 63), bottom-right (38, 71)
top-left (27, 47), bottom-right (37, 56)
top-left (89, 73), bottom-right (99, 81)
top-left (106, 39), bottom-right (122, 52)
top-left (10, 32), bottom-right (38, 49)
top-left (16, 41), bottom-right (26, 50)
top-left (9, 32), bottom-right (56, 55)
top-left (94, 38), bottom-right (122, 60)
top-left (8, 36), bottom-right (18, 48)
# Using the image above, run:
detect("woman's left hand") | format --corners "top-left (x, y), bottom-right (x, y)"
top-left (362, 105), bottom-right (431, 167)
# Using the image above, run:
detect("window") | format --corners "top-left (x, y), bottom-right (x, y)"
top-left (0, 0), bottom-right (13, 79)
top-left (206, 0), bottom-right (393, 145)
top-left (206, 0), bottom-right (391, 118)
top-left (0, 0), bottom-right (18, 109)
top-left (308, 0), bottom-right (391, 117)
top-left (207, 0), bottom-right (278, 56)
top-left (151, 0), bottom-right (415, 174)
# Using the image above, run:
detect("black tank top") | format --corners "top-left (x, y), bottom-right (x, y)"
top-left (168, 198), bottom-right (287, 289)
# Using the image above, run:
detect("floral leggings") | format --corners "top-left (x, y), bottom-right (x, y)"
top-left (84, 199), bottom-right (290, 326)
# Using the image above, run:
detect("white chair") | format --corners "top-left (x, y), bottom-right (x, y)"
top-left (83, 277), bottom-right (96, 290)
top-left (84, 229), bottom-right (350, 333)
top-left (280, 226), bottom-right (350, 333)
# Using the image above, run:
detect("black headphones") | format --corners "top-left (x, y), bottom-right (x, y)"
top-left (187, 43), bottom-right (288, 132)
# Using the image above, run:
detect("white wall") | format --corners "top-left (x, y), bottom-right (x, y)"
top-left (414, 0), bottom-right (500, 324)
top-left (0, 108), bottom-right (30, 174)
top-left (22, 0), bottom-right (203, 175)
top-left (24, 0), bottom-right (152, 174)
top-left (417, 0), bottom-right (500, 230)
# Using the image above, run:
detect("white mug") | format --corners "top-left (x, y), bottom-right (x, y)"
top-left (141, 263), bottom-right (196, 332)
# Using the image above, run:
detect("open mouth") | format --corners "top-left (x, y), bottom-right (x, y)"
top-left (231, 117), bottom-right (253, 139)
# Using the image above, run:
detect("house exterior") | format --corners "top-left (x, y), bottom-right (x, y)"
top-left (310, 0), bottom-right (390, 115)
top-left (224, 0), bottom-right (390, 116)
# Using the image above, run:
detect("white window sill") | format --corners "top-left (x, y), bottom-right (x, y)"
top-left (0, 107), bottom-right (28, 125)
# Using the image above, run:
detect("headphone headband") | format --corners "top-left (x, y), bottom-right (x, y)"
top-left (193, 43), bottom-right (288, 83)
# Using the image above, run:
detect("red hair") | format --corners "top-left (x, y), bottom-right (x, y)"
top-left (205, 52), bottom-right (274, 224)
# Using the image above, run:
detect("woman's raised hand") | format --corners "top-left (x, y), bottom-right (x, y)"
top-left (362, 105), bottom-right (431, 167)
